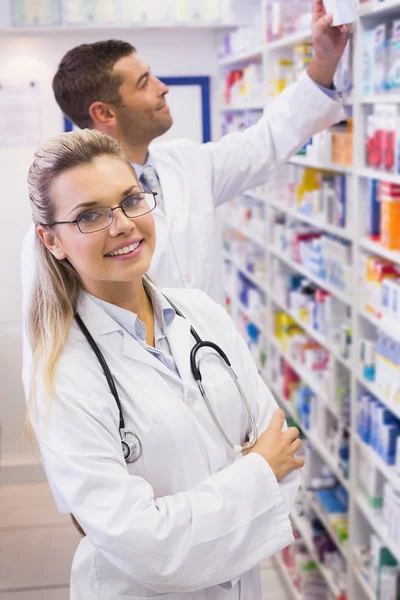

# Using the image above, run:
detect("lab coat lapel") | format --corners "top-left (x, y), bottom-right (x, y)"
top-left (76, 294), bottom-right (181, 385)
top-left (166, 311), bottom-right (195, 400)
top-left (120, 331), bottom-right (181, 384)
top-left (150, 147), bottom-right (184, 225)
top-left (150, 148), bottom-right (190, 284)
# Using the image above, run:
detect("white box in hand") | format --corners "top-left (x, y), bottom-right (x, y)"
top-left (322, 0), bottom-right (358, 26)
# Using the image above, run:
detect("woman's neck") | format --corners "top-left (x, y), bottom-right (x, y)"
top-left (85, 278), bottom-right (155, 345)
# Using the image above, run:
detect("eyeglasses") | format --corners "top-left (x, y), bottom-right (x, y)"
top-left (45, 191), bottom-right (157, 234)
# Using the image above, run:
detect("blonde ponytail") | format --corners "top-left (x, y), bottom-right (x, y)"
top-left (27, 129), bottom-right (134, 423)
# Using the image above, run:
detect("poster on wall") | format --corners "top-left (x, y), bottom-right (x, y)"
top-left (11, 0), bottom-right (62, 27)
top-left (63, 0), bottom-right (119, 25)
top-left (0, 81), bottom-right (41, 147)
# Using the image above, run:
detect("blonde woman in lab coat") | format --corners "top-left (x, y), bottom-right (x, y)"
top-left (27, 129), bottom-right (304, 600)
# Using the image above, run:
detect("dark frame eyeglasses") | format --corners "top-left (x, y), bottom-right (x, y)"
top-left (43, 191), bottom-right (157, 234)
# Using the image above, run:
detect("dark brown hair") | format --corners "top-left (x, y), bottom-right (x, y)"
top-left (53, 40), bottom-right (135, 129)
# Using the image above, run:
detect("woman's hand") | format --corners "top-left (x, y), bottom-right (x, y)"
top-left (244, 408), bottom-right (304, 481)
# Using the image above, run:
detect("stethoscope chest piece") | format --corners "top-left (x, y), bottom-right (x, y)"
top-left (121, 430), bottom-right (142, 463)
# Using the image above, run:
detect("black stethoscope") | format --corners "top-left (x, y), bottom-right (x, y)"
top-left (74, 296), bottom-right (258, 463)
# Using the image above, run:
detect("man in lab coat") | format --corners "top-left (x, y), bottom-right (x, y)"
top-left (21, 0), bottom-right (350, 306)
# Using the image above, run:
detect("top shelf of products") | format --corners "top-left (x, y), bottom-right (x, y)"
top-left (359, 0), bottom-right (400, 18)
top-left (219, 0), bottom-right (400, 69)
top-left (0, 22), bottom-right (238, 34)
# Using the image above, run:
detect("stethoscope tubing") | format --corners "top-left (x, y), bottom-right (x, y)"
top-left (74, 294), bottom-right (258, 460)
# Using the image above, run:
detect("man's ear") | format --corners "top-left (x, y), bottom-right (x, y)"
top-left (89, 102), bottom-right (117, 128)
top-left (36, 226), bottom-right (67, 261)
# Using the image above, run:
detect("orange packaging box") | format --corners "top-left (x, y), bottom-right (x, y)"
top-left (381, 199), bottom-right (400, 250)
top-left (332, 132), bottom-right (353, 166)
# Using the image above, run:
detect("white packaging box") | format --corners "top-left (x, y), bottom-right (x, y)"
top-left (322, 0), bottom-right (358, 26)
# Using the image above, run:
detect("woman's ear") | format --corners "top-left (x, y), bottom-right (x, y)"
top-left (36, 226), bottom-right (67, 261)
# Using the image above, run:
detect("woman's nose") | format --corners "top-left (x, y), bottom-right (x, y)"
top-left (109, 208), bottom-right (136, 236)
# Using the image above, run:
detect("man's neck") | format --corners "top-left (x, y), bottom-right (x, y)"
top-left (123, 142), bottom-right (150, 166)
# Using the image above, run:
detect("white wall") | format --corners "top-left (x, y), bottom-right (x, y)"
top-left (0, 28), bottom-right (220, 482)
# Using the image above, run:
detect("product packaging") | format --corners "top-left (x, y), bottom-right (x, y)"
top-left (322, 0), bottom-right (358, 26)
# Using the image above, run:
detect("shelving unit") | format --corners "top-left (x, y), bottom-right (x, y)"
top-left (290, 509), bottom-right (344, 599)
top-left (270, 291), bottom-right (351, 369)
top-left (358, 167), bottom-right (400, 184)
top-left (310, 494), bottom-right (349, 561)
top-left (218, 47), bottom-right (265, 67)
top-left (275, 555), bottom-right (303, 600)
top-left (267, 28), bottom-right (312, 50)
top-left (357, 372), bottom-right (400, 421)
top-left (0, 23), bottom-right (237, 33)
top-left (218, 1), bottom-right (400, 598)
top-left (268, 244), bottom-right (351, 305)
top-left (0, 2), bottom-right (238, 33)
top-left (267, 198), bottom-right (354, 240)
top-left (359, 237), bottom-right (400, 265)
top-left (271, 381), bottom-right (349, 490)
top-left (353, 568), bottom-right (376, 600)
top-left (289, 155), bottom-right (353, 174)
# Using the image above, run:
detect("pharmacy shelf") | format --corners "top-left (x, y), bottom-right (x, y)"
top-left (359, 305), bottom-right (400, 339)
top-left (353, 566), bottom-right (376, 600)
top-left (267, 29), bottom-right (312, 51)
top-left (361, 94), bottom-right (400, 104)
top-left (289, 155), bottom-right (353, 174)
top-left (1, 23), bottom-right (237, 34)
top-left (221, 216), bottom-right (267, 248)
top-left (309, 493), bottom-right (349, 560)
top-left (271, 382), bottom-right (350, 490)
top-left (243, 190), bottom-right (267, 203)
top-left (220, 103), bottom-right (265, 112)
top-left (237, 300), bottom-right (266, 332)
top-left (356, 371), bottom-right (400, 421)
top-left (218, 46), bottom-right (265, 67)
top-left (270, 337), bottom-right (329, 403)
top-left (270, 292), bottom-right (351, 369)
top-left (358, 167), bottom-right (400, 184)
top-left (359, 236), bottom-right (400, 266)
top-left (359, 0), bottom-right (400, 17)
top-left (218, 0), bottom-right (400, 595)
top-left (267, 198), bottom-right (353, 241)
top-left (290, 510), bottom-right (344, 599)
top-left (270, 340), bottom-right (349, 437)
top-left (222, 250), bottom-right (268, 293)
top-left (356, 436), bottom-right (400, 493)
top-left (269, 245), bottom-right (351, 305)
top-left (274, 555), bottom-right (302, 600)
top-left (355, 492), bottom-right (400, 564)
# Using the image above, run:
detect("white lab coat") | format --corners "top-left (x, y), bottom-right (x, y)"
top-left (33, 287), bottom-right (300, 600)
top-left (21, 72), bottom-right (344, 307)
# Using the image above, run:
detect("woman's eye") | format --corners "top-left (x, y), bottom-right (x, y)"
top-left (80, 210), bottom-right (101, 223)
top-left (124, 195), bottom-right (142, 209)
